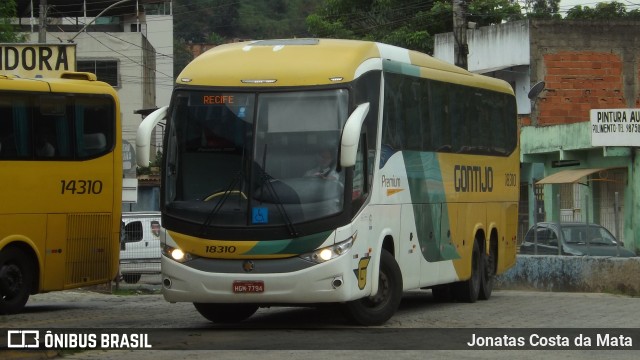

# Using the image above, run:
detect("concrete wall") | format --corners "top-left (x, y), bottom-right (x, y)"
top-left (433, 20), bottom-right (529, 74)
top-left (142, 14), bottom-right (174, 108)
top-left (496, 255), bottom-right (640, 296)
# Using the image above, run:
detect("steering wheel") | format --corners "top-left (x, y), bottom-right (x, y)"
top-left (204, 190), bottom-right (247, 201)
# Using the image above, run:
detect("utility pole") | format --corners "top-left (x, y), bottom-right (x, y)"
top-left (38, 0), bottom-right (47, 43)
top-left (452, 0), bottom-right (468, 70)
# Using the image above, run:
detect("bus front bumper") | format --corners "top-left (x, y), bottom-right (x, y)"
top-left (160, 254), bottom-right (362, 304)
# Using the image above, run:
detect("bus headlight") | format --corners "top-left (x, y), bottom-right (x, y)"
top-left (163, 244), bottom-right (196, 263)
top-left (300, 233), bottom-right (356, 264)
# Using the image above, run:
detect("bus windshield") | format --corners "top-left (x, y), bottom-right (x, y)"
top-left (165, 89), bottom-right (349, 230)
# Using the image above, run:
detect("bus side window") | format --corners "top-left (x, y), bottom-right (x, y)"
top-left (35, 133), bottom-right (56, 157)
top-left (33, 118), bottom-right (57, 158)
top-left (0, 124), bottom-right (17, 158)
top-left (75, 98), bottom-right (114, 158)
top-left (1, 96), bottom-right (31, 158)
top-left (83, 133), bottom-right (107, 154)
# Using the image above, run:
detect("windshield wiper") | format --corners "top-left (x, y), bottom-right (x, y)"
top-left (258, 144), bottom-right (299, 237)
top-left (199, 148), bottom-right (247, 237)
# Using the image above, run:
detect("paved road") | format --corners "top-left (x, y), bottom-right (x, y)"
top-left (2, 287), bottom-right (639, 359)
top-left (8, 287), bottom-right (640, 328)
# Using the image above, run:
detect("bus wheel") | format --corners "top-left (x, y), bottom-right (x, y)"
top-left (344, 250), bottom-right (402, 326)
top-left (479, 239), bottom-right (496, 300)
top-left (194, 303), bottom-right (259, 323)
top-left (453, 240), bottom-right (481, 303)
top-left (122, 274), bottom-right (142, 284)
top-left (0, 248), bottom-right (33, 315)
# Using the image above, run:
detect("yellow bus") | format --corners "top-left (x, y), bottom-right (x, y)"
top-left (0, 72), bottom-right (122, 314)
top-left (138, 39), bottom-right (518, 325)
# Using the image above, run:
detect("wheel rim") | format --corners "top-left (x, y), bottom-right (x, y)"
top-left (364, 268), bottom-right (390, 308)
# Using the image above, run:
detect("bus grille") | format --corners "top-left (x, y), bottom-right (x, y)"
top-left (65, 214), bottom-right (115, 288)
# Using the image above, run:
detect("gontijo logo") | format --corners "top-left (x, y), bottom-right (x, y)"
top-left (453, 165), bottom-right (494, 193)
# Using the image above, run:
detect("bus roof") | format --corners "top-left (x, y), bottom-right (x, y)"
top-left (0, 73), bottom-right (118, 97)
top-left (177, 38), bottom-right (512, 94)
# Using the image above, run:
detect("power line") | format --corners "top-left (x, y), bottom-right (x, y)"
top-left (80, 31), bottom-right (174, 80)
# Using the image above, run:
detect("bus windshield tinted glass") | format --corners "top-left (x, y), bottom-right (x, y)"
top-left (165, 89), bottom-right (349, 229)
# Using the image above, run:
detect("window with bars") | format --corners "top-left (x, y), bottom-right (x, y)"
top-left (77, 60), bottom-right (119, 87)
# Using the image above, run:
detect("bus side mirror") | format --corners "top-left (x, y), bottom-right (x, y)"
top-left (136, 106), bottom-right (168, 167)
top-left (340, 102), bottom-right (369, 168)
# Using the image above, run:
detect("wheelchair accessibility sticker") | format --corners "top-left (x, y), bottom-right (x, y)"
top-left (252, 207), bottom-right (268, 224)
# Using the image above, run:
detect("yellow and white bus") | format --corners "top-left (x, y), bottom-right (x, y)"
top-left (138, 39), bottom-right (518, 325)
top-left (0, 72), bottom-right (122, 314)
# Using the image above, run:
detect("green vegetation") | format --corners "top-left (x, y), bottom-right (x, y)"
top-left (137, 150), bottom-right (162, 176)
top-left (172, 0), bottom-right (640, 72)
top-left (0, 0), bottom-right (26, 42)
top-left (525, 0), bottom-right (561, 19)
top-left (566, 1), bottom-right (640, 20)
top-left (173, 0), bottom-right (324, 76)
top-left (306, 0), bottom-right (523, 55)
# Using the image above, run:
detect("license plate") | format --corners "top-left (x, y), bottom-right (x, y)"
top-left (232, 280), bottom-right (264, 293)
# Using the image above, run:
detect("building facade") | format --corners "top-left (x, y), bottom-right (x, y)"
top-left (434, 19), bottom-right (640, 253)
top-left (15, 0), bottom-right (173, 154)
top-left (13, 1), bottom-right (173, 211)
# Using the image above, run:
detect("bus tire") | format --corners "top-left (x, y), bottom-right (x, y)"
top-left (122, 274), bottom-right (142, 284)
top-left (0, 247), bottom-right (34, 315)
top-left (194, 303), bottom-right (259, 323)
top-left (453, 240), bottom-right (481, 303)
top-left (479, 238), bottom-right (497, 300)
top-left (343, 250), bottom-right (402, 326)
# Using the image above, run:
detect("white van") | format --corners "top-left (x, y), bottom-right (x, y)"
top-left (119, 212), bottom-right (162, 283)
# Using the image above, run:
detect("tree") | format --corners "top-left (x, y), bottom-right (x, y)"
top-left (468, 0), bottom-right (524, 26)
top-left (0, 0), bottom-right (25, 42)
top-left (525, 0), bottom-right (561, 20)
top-left (565, 1), bottom-right (632, 20)
top-left (235, 0), bottom-right (322, 39)
top-left (173, 0), bottom-right (324, 75)
top-left (173, 0), bottom-right (239, 43)
top-left (306, 0), bottom-right (522, 55)
top-left (174, 0), bottom-right (324, 43)
top-left (173, 38), bottom-right (194, 79)
top-left (137, 149), bottom-right (163, 176)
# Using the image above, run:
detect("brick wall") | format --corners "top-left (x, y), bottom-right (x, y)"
top-left (538, 51), bottom-right (625, 126)
top-left (529, 20), bottom-right (640, 127)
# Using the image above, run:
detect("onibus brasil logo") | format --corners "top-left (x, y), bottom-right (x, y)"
top-left (6, 330), bottom-right (152, 349)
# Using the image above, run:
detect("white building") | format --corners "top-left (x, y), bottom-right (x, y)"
top-left (15, 0), bottom-right (173, 157)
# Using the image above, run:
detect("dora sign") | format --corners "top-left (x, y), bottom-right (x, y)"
top-left (0, 44), bottom-right (76, 78)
